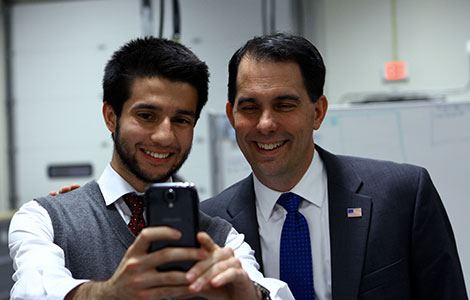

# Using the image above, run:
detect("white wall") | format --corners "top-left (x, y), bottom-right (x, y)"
top-left (11, 0), bottom-right (142, 208)
top-left (0, 1), bottom-right (8, 212)
top-left (306, 0), bottom-right (470, 104)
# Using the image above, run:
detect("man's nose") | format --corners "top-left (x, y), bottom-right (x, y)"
top-left (150, 118), bottom-right (175, 146)
top-left (256, 110), bottom-right (278, 134)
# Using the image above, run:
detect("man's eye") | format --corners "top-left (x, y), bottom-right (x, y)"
top-left (276, 103), bottom-right (296, 110)
top-left (137, 112), bottom-right (153, 120)
top-left (174, 117), bottom-right (193, 125)
top-left (240, 105), bottom-right (258, 112)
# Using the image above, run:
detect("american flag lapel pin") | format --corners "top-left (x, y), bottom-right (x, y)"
top-left (347, 208), bottom-right (362, 218)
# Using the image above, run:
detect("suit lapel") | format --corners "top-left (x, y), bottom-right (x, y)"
top-left (317, 147), bottom-right (372, 300)
top-left (225, 175), bottom-right (264, 272)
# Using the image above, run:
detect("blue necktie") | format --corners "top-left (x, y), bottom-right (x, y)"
top-left (278, 192), bottom-right (315, 300)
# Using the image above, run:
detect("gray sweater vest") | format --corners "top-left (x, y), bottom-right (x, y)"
top-left (35, 180), bottom-right (232, 282)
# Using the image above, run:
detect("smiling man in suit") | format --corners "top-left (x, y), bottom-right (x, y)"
top-left (200, 33), bottom-right (468, 300)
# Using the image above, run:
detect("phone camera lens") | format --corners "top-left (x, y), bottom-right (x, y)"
top-left (165, 188), bottom-right (176, 202)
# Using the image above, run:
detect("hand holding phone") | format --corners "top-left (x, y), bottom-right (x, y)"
top-left (145, 182), bottom-right (200, 272)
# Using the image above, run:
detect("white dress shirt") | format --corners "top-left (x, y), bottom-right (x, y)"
top-left (254, 149), bottom-right (332, 300)
top-left (9, 164), bottom-right (294, 300)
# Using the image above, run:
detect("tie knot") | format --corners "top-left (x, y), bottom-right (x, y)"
top-left (277, 192), bottom-right (301, 213)
top-left (123, 193), bottom-right (145, 214)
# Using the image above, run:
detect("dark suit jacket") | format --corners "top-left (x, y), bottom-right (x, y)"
top-left (200, 146), bottom-right (468, 300)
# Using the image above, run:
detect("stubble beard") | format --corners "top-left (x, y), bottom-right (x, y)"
top-left (114, 121), bottom-right (190, 184)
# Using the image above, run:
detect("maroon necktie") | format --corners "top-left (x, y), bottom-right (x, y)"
top-left (123, 193), bottom-right (145, 236)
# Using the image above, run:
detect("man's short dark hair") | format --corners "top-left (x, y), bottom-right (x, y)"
top-left (228, 33), bottom-right (325, 105)
top-left (103, 37), bottom-right (209, 121)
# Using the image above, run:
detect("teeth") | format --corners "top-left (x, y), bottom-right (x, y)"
top-left (144, 150), bottom-right (170, 159)
top-left (257, 141), bottom-right (284, 150)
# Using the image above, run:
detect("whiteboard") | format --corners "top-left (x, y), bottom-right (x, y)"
top-left (208, 99), bottom-right (470, 290)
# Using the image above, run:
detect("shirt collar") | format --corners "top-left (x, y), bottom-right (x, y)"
top-left (254, 148), bottom-right (327, 222)
top-left (97, 164), bottom-right (138, 207)
top-left (97, 164), bottom-right (172, 206)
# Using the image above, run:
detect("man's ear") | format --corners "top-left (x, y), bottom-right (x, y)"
top-left (226, 101), bottom-right (235, 128)
top-left (103, 102), bottom-right (117, 134)
top-left (313, 95), bottom-right (328, 130)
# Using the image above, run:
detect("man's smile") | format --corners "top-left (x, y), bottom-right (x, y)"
top-left (256, 141), bottom-right (286, 151)
top-left (142, 149), bottom-right (171, 159)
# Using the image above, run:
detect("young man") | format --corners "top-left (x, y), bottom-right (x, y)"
top-left (9, 37), bottom-right (293, 300)
top-left (201, 33), bottom-right (468, 300)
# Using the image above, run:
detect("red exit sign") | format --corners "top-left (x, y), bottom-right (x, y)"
top-left (384, 61), bottom-right (407, 81)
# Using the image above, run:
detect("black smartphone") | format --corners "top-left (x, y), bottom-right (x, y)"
top-left (145, 182), bottom-right (200, 272)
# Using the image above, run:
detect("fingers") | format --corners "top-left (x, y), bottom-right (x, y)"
top-left (70, 183), bottom-right (81, 190)
top-left (186, 232), bottom-right (254, 296)
top-left (197, 231), bottom-right (218, 252)
top-left (113, 228), bottom-right (208, 294)
top-left (144, 247), bottom-right (208, 273)
top-left (102, 268), bottom-right (196, 300)
top-left (189, 253), bottom-right (242, 292)
top-left (127, 226), bottom-right (182, 255)
top-left (126, 227), bottom-right (208, 272)
top-left (186, 235), bottom-right (243, 294)
top-left (58, 185), bottom-right (73, 194)
top-left (186, 232), bottom-right (224, 283)
top-left (209, 261), bottom-right (247, 288)
top-left (49, 183), bottom-right (81, 196)
top-left (134, 269), bottom-right (190, 288)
